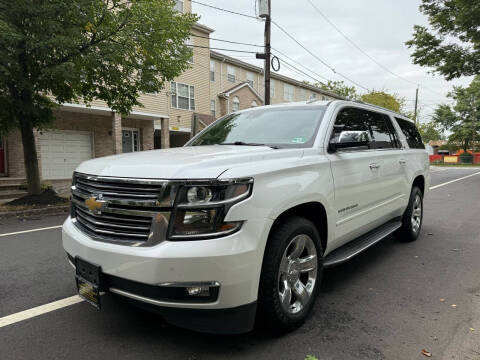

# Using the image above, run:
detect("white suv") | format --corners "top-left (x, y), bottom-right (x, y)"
top-left (63, 100), bottom-right (429, 334)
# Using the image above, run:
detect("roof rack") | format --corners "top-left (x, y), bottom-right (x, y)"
top-left (351, 100), bottom-right (406, 118)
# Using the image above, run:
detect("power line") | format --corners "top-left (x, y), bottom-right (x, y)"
top-left (279, 57), bottom-right (327, 87)
top-left (188, 1), bottom-right (369, 91)
top-left (305, 0), bottom-right (446, 99)
top-left (271, 47), bottom-right (329, 83)
top-left (190, 34), bottom-right (263, 48)
top-left (187, 0), bottom-right (258, 19)
top-left (305, 0), bottom-right (415, 85)
top-left (271, 20), bottom-right (370, 91)
top-left (187, 44), bottom-right (258, 54)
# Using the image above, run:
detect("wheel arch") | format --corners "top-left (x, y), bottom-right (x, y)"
top-left (412, 174), bottom-right (425, 195)
top-left (268, 201), bottom-right (328, 254)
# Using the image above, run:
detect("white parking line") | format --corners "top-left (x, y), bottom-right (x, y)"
top-left (0, 225), bottom-right (62, 238)
top-left (0, 295), bottom-right (84, 328)
top-left (430, 171), bottom-right (480, 190)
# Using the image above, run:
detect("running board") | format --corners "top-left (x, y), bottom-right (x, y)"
top-left (323, 219), bottom-right (402, 268)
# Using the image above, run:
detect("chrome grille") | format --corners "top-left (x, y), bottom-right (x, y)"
top-left (71, 172), bottom-right (171, 246)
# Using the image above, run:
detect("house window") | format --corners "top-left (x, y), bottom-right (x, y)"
top-left (185, 37), bottom-right (193, 63)
top-left (269, 79), bottom-right (275, 98)
top-left (246, 72), bottom-right (255, 87)
top-left (210, 60), bottom-right (215, 82)
top-left (171, 81), bottom-right (195, 111)
top-left (174, 0), bottom-right (183, 13)
top-left (210, 99), bottom-right (216, 117)
top-left (251, 100), bottom-right (258, 107)
top-left (232, 96), bottom-right (240, 112)
top-left (227, 65), bottom-right (236, 83)
top-left (310, 93), bottom-right (317, 100)
top-left (299, 88), bottom-right (307, 101)
top-left (284, 83), bottom-right (294, 102)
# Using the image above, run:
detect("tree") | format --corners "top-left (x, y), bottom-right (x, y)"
top-left (432, 76), bottom-right (480, 151)
top-left (0, 0), bottom-right (197, 194)
top-left (317, 80), bottom-right (358, 99)
top-left (406, 0), bottom-right (480, 80)
top-left (417, 121), bottom-right (444, 143)
top-left (360, 90), bottom-right (405, 113)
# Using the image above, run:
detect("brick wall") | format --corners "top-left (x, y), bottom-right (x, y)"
top-left (4, 110), bottom-right (155, 182)
top-left (122, 117), bottom-right (155, 151)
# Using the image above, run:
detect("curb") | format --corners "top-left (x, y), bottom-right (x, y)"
top-left (0, 204), bottom-right (70, 219)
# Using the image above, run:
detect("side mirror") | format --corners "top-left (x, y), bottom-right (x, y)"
top-left (329, 130), bottom-right (371, 152)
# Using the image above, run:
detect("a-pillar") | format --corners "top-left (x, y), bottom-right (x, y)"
top-left (112, 112), bottom-right (122, 154)
top-left (161, 118), bottom-right (170, 149)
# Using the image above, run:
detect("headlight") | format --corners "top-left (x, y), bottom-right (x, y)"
top-left (169, 178), bottom-right (253, 240)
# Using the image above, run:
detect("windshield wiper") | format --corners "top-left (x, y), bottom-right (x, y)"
top-left (220, 141), bottom-right (279, 149)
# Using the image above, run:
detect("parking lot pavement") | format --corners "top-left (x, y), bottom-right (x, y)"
top-left (1, 168), bottom-right (479, 360)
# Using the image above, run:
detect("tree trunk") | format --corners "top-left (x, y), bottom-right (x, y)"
top-left (19, 117), bottom-right (42, 195)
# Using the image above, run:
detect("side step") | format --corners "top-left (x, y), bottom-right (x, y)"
top-left (323, 219), bottom-right (402, 268)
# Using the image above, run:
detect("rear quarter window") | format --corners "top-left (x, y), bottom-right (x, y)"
top-left (395, 118), bottom-right (425, 149)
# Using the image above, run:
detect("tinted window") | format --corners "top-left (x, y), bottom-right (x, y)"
top-left (330, 107), bottom-right (373, 150)
top-left (368, 113), bottom-right (398, 149)
top-left (189, 107), bottom-right (325, 148)
top-left (395, 118), bottom-right (425, 149)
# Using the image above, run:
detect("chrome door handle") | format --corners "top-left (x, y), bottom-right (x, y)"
top-left (369, 163), bottom-right (380, 169)
top-left (399, 159), bottom-right (407, 165)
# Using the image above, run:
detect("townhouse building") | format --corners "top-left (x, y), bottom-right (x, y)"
top-left (0, 0), bottom-right (341, 192)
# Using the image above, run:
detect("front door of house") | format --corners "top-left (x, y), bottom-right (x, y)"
top-left (0, 136), bottom-right (5, 175)
top-left (122, 129), bottom-right (140, 153)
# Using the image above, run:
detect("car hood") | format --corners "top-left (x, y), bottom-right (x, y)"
top-left (75, 145), bottom-right (303, 179)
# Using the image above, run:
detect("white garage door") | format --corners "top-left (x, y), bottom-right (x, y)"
top-left (39, 130), bottom-right (93, 180)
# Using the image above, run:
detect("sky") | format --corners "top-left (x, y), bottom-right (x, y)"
top-left (191, 0), bottom-right (474, 123)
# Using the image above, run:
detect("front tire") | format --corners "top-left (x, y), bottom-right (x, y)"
top-left (257, 217), bottom-right (323, 333)
top-left (396, 186), bottom-right (423, 242)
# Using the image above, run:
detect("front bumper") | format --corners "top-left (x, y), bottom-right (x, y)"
top-left (62, 216), bottom-right (272, 332)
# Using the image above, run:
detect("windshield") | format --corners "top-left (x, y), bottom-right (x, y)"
top-left (188, 107), bottom-right (326, 149)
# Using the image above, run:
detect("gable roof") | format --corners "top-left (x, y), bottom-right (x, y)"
top-left (219, 82), bottom-right (264, 103)
top-left (210, 51), bottom-right (344, 100)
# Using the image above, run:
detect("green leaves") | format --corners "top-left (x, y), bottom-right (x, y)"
top-left (406, 0), bottom-right (480, 80)
top-left (360, 91), bottom-right (405, 113)
top-left (431, 75), bottom-right (480, 150)
top-left (0, 0), bottom-right (198, 130)
top-left (318, 80), bottom-right (358, 100)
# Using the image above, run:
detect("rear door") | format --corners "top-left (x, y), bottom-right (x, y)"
top-left (394, 117), bottom-right (430, 193)
top-left (327, 107), bottom-right (384, 249)
top-left (369, 112), bottom-right (409, 219)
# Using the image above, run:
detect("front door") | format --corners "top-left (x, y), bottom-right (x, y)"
top-left (327, 107), bottom-right (383, 249)
top-left (0, 136), bottom-right (5, 175)
top-left (122, 129), bottom-right (140, 153)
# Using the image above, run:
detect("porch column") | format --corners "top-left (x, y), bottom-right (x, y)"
top-left (161, 118), bottom-right (170, 149)
top-left (112, 112), bottom-right (122, 154)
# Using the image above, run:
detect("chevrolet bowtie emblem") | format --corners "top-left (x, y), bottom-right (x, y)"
top-left (85, 195), bottom-right (106, 213)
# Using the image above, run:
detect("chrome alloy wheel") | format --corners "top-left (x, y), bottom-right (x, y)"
top-left (278, 234), bottom-right (318, 315)
top-left (411, 194), bottom-right (422, 233)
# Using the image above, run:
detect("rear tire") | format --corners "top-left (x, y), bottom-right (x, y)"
top-left (396, 186), bottom-right (423, 242)
top-left (257, 217), bottom-right (323, 333)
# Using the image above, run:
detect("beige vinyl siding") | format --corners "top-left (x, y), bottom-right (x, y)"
top-left (167, 27), bottom-right (210, 130)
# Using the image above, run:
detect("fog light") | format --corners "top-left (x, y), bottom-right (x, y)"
top-left (186, 286), bottom-right (211, 297)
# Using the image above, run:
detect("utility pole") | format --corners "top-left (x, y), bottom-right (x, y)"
top-left (414, 87), bottom-right (419, 125)
top-left (472, 95), bottom-right (476, 153)
top-left (256, 0), bottom-right (271, 105)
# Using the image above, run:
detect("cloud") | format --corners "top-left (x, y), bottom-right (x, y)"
top-left (193, 0), bottom-right (473, 121)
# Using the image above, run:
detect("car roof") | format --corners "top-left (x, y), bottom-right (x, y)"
top-left (236, 100), bottom-right (414, 123)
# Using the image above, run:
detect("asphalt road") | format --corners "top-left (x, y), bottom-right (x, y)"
top-left (1, 167), bottom-right (479, 360)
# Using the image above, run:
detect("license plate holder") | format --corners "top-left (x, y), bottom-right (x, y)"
top-left (75, 257), bottom-right (102, 309)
